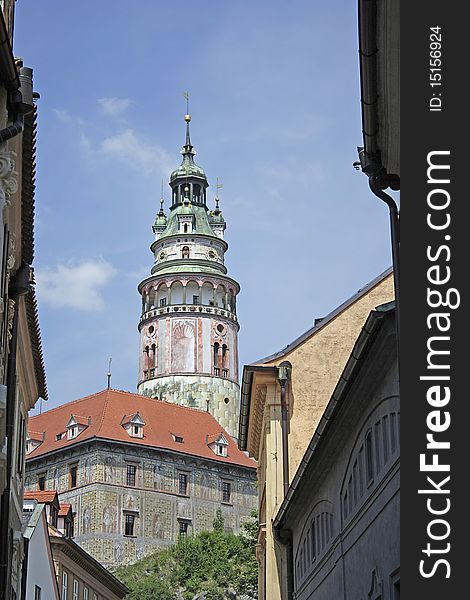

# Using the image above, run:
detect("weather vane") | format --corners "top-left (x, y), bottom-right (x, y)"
top-left (216, 177), bottom-right (223, 207)
top-left (107, 357), bottom-right (112, 389)
top-left (183, 91), bottom-right (190, 116)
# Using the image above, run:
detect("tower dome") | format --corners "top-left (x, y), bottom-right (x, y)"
top-left (137, 113), bottom-right (240, 440)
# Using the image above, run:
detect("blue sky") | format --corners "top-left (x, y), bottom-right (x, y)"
top-left (14, 0), bottom-right (392, 414)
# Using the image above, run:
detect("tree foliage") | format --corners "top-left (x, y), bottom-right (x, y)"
top-left (116, 512), bottom-right (258, 599)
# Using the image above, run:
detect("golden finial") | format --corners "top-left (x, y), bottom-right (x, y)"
top-left (183, 91), bottom-right (191, 122)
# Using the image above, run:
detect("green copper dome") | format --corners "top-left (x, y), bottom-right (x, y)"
top-left (169, 115), bottom-right (208, 184)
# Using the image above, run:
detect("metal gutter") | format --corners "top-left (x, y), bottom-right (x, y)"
top-left (358, 0), bottom-right (380, 172)
top-left (273, 303), bottom-right (395, 530)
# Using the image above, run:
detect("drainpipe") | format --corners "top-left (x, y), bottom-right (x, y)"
top-left (273, 527), bottom-right (294, 600)
top-left (0, 65), bottom-right (36, 144)
top-left (368, 176), bottom-right (401, 360)
top-left (0, 262), bottom-right (32, 600)
top-left (277, 362), bottom-right (291, 498)
top-left (355, 148), bottom-right (401, 363)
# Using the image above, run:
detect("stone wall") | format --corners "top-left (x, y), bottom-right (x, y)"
top-left (138, 375), bottom-right (240, 440)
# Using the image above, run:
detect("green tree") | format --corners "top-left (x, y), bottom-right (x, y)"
top-left (116, 520), bottom-right (258, 599)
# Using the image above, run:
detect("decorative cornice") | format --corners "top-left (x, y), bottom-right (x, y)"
top-left (0, 149), bottom-right (18, 210)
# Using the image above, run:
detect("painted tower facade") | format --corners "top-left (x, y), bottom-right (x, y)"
top-left (137, 114), bottom-right (240, 439)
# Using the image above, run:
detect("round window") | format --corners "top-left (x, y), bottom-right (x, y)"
top-left (224, 397), bottom-right (230, 404)
top-left (216, 324), bottom-right (224, 333)
top-left (149, 325), bottom-right (154, 334)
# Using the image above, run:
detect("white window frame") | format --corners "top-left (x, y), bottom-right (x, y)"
top-left (83, 587), bottom-right (89, 600)
top-left (73, 578), bottom-right (79, 600)
top-left (61, 572), bottom-right (68, 600)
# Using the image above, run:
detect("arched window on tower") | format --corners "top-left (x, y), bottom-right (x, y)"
top-left (143, 346), bottom-right (150, 380)
top-left (182, 246), bottom-right (190, 259)
top-left (213, 343), bottom-right (220, 376)
top-left (222, 344), bottom-right (229, 378)
top-left (150, 343), bottom-right (157, 377)
top-left (183, 223), bottom-right (188, 233)
top-left (193, 184), bottom-right (201, 203)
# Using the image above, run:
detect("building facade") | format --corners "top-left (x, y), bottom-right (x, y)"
top-left (0, 4), bottom-right (47, 599)
top-left (25, 389), bottom-right (257, 569)
top-left (23, 491), bottom-right (128, 600)
top-left (273, 304), bottom-right (399, 599)
top-left (238, 269), bottom-right (394, 600)
top-left (137, 113), bottom-right (240, 439)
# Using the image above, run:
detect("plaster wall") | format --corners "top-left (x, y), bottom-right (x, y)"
top-left (263, 273), bottom-right (394, 480)
top-left (25, 442), bottom-right (256, 569)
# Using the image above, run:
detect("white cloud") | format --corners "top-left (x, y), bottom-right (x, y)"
top-left (100, 129), bottom-right (173, 177)
top-left (36, 259), bottom-right (116, 311)
top-left (98, 97), bottom-right (133, 117)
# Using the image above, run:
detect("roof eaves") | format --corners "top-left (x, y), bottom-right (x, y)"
top-left (25, 287), bottom-right (47, 400)
top-left (238, 365), bottom-right (277, 451)
top-left (253, 267), bottom-right (393, 365)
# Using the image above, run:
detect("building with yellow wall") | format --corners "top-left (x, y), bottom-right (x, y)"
top-left (238, 268), bottom-right (394, 600)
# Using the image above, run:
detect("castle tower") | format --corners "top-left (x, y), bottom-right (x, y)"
top-left (137, 113), bottom-right (240, 439)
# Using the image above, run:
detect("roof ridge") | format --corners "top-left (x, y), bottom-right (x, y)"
top-left (255, 266), bottom-right (393, 364)
top-left (28, 389), bottom-right (110, 420)
top-left (96, 388), bottom-right (111, 437)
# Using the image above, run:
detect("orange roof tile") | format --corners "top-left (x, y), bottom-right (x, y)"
top-left (58, 503), bottom-right (72, 517)
top-left (68, 414), bottom-right (90, 427)
top-left (27, 389), bottom-right (256, 469)
top-left (24, 490), bottom-right (59, 504)
top-left (28, 430), bottom-right (44, 442)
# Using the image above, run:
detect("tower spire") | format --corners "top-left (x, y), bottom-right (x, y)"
top-left (183, 91), bottom-right (192, 150)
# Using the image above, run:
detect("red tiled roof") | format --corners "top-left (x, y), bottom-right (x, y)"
top-left (58, 503), bottom-right (72, 517)
top-left (68, 414), bottom-right (90, 427)
top-left (27, 389), bottom-right (256, 468)
top-left (24, 490), bottom-right (58, 504)
top-left (28, 430), bottom-right (44, 442)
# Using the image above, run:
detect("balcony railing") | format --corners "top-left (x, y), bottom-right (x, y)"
top-left (141, 303), bottom-right (237, 324)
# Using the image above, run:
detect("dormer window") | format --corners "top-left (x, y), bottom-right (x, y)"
top-left (172, 434), bottom-right (184, 443)
top-left (207, 432), bottom-right (229, 457)
top-left (121, 412), bottom-right (145, 438)
top-left (26, 431), bottom-right (44, 455)
top-left (66, 415), bottom-right (89, 440)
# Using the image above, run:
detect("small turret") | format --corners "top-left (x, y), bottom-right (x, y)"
top-left (152, 198), bottom-right (168, 239)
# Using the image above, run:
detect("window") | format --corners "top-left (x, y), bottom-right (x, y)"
top-left (69, 464), bottom-right (78, 488)
top-left (192, 295), bottom-right (199, 305)
top-left (50, 504), bottom-right (58, 528)
top-left (160, 298), bottom-right (167, 307)
top-left (61, 572), bottom-right (68, 600)
top-left (310, 520), bottom-right (316, 561)
top-left (73, 578), bottom-right (79, 600)
top-left (217, 444), bottom-right (227, 456)
top-left (17, 416), bottom-right (26, 476)
top-left (38, 473), bottom-right (46, 491)
top-left (93, 595), bottom-right (97, 600)
top-left (182, 246), bottom-right (190, 259)
top-left (179, 520), bottom-right (189, 538)
top-left (222, 481), bottom-right (231, 503)
top-left (124, 513), bottom-right (135, 536)
top-left (365, 430), bottom-right (374, 483)
top-left (179, 472), bottom-right (188, 495)
top-left (83, 588), bottom-right (89, 600)
top-left (126, 463), bottom-right (137, 487)
top-left (68, 425), bottom-right (78, 440)
top-left (34, 585), bottom-right (41, 600)
top-left (174, 435), bottom-right (184, 443)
